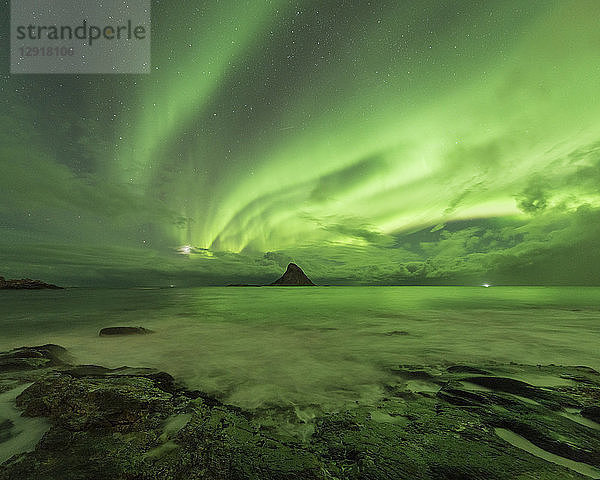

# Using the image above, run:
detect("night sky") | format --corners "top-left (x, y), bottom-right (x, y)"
top-left (1, 0), bottom-right (600, 286)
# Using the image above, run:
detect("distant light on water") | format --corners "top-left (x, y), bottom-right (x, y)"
top-left (482, 283), bottom-right (491, 287)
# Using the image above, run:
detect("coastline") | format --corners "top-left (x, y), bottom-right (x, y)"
top-left (1, 344), bottom-right (599, 479)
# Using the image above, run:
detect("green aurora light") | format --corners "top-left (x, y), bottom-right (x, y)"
top-left (1, 0), bottom-right (600, 286)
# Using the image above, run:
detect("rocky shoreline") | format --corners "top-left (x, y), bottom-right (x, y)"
top-left (0, 277), bottom-right (62, 290)
top-left (1, 344), bottom-right (599, 479)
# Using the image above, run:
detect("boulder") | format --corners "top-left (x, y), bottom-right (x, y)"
top-left (99, 327), bottom-right (152, 336)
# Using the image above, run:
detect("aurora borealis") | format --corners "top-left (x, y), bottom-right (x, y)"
top-left (1, 0), bottom-right (600, 286)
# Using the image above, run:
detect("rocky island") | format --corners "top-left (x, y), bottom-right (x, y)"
top-left (269, 263), bottom-right (315, 286)
top-left (0, 276), bottom-right (62, 290)
top-left (227, 263), bottom-right (315, 287)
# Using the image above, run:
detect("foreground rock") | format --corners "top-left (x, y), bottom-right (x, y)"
top-left (1, 345), bottom-right (600, 479)
top-left (0, 276), bottom-right (62, 290)
top-left (99, 327), bottom-right (153, 336)
top-left (269, 263), bottom-right (315, 286)
top-left (0, 344), bottom-right (69, 373)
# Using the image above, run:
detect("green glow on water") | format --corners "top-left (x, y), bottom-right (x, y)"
top-left (1, 286), bottom-right (598, 409)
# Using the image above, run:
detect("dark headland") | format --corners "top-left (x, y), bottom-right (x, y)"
top-left (0, 276), bottom-right (62, 290)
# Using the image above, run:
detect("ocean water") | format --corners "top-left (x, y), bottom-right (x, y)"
top-left (1, 286), bottom-right (599, 410)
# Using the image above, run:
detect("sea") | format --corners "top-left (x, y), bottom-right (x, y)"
top-left (1, 286), bottom-right (599, 410)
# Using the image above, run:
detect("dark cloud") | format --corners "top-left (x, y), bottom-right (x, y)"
top-left (310, 154), bottom-right (388, 203)
top-left (319, 217), bottom-right (395, 247)
top-left (261, 251), bottom-right (293, 269)
top-left (515, 182), bottom-right (548, 214)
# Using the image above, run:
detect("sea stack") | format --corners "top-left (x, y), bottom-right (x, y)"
top-left (269, 263), bottom-right (315, 286)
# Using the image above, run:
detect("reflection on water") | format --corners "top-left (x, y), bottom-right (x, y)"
top-left (495, 428), bottom-right (600, 479)
top-left (0, 384), bottom-right (49, 463)
top-left (0, 286), bottom-right (599, 410)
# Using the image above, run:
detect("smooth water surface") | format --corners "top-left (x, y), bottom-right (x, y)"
top-left (1, 286), bottom-right (599, 409)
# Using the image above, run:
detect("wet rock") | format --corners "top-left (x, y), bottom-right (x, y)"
top-left (437, 385), bottom-right (493, 407)
top-left (461, 376), bottom-right (537, 395)
top-left (0, 345), bottom-right (329, 479)
top-left (582, 406), bottom-right (600, 423)
top-left (461, 375), bottom-right (578, 410)
top-left (0, 345), bottom-right (69, 372)
top-left (0, 419), bottom-right (13, 443)
top-left (63, 366), bottom-right (178, 394)
top-left (99, 326), bottom-right (152, 336)
top-left (1, 348), bottom-right (600, 479)
top-left (447, 365), bottom-right (492, 375)
top-left (15, 374), bottom-right (173, 432)
top-left (390, 366), bottom-right (438, 380)
top-left (309, 399), bottom-right (588, 480)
